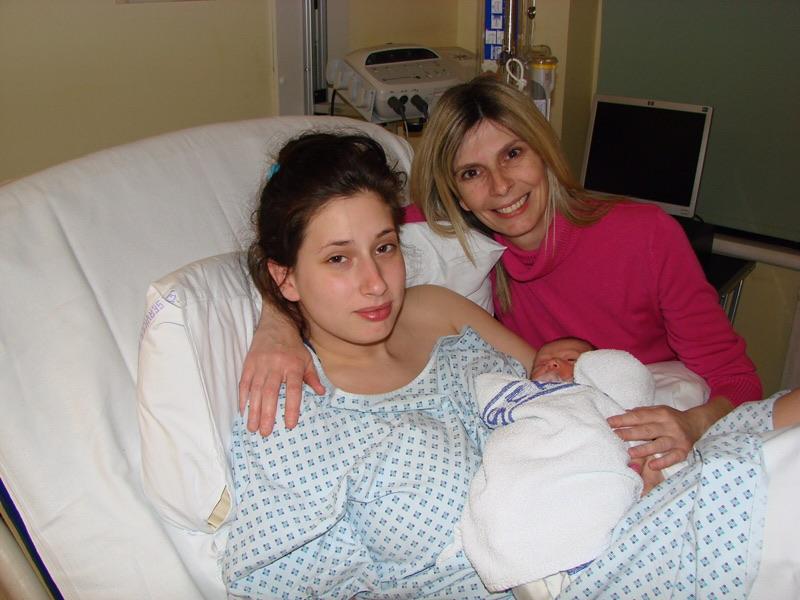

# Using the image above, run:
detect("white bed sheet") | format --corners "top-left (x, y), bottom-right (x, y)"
top-left (749, 425), bottom-right (800, 599)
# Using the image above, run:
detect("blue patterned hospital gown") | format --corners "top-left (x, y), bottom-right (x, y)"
top-left (223, 322), bottom-right (779, 600)
top-left (560, 394), bottom-right (779, 600)
top-left (222, 327), bottom-right (524, 599)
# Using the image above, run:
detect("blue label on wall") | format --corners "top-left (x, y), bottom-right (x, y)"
top-left (484, 0), bottom-right (504, 61)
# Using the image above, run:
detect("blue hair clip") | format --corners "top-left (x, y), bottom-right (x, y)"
top-left (266, 163), bottom-right (280, 181)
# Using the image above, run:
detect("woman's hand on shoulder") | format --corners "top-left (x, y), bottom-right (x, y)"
top-left (239, 306), bottom-right (325, 436)
top-left (607, 396), bottom-right (734, 470)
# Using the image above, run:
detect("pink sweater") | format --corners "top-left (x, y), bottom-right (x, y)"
top-left (492, 202), bottom-right (761, 405)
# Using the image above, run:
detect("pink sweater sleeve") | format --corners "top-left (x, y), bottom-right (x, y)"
top-left (402, 203), bottom-right (426, 224)
top-left (649, 212), bottom-right (762, 405)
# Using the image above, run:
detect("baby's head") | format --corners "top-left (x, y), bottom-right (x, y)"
top-left (531, 337), bottom-right (595, 382)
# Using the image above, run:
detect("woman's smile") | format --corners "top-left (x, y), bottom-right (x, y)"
top-left (495, 193), bottom-right (528, 216)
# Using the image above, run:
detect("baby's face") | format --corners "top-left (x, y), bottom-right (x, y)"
top-left (531, 338), bottom-right (594, 382)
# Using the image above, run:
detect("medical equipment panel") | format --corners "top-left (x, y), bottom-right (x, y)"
top-left (326, 44), bottom-right (475, 123)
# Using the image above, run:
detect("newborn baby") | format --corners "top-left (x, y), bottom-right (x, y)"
top-left (529, 338), bottom-right (660, 482)
top-left (460, 339), bottom-right (665, 594)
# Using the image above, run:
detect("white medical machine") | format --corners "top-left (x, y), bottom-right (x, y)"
top-left (326, 44), bottom-right (475, 124)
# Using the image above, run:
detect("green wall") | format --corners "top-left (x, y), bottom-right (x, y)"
top-left (597, 0), bottom-right (799, 243)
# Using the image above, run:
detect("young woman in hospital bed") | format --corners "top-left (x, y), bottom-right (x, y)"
top-left (220, 128), bottom-right (798, 599)
top-left (222, 131), bottom-right (534, 598)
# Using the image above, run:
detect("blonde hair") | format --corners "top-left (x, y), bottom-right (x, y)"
top-left (410, 75), bottom-right (613, 312)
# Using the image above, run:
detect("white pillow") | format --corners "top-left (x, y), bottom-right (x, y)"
top-left (137, 252), bottom-right (258, 533)
top-left (137, 224), bottom-right (505, 532)
top-left (401, 222), bottom-right (505, 314)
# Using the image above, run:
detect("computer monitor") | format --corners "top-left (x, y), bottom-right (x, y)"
top-left (580, 95), bottom-right (713, 219)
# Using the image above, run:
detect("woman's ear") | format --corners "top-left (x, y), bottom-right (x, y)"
top-left (458, 198), bottom-right (472, 212)
top-left (267, 260), bottom-right (300, 302)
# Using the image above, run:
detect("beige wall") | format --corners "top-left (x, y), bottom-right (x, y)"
top-left (560, 0), bottom-right (600, 175)
top-left (456, 0), bottom-right (481, 52)
top-left (347, 0), bottom-right (465, 51)
top-left (0, 0), bottom-right (276, 183)
top-left (735, 264), bottom-right (800, 394)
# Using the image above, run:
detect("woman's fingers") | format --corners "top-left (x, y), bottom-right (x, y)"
top-left (646, 449), bottom-right (687, 471)
top-left (239, 358), bottom-right (295, 435)
top-left (239, 352), bottom-right (325, 436)
top-left (612, 423), bottom-right (664, 443)
top-left (281, 373), bottom-right (304, 431)
top-left (238, 368), bottom-right (253, 416)
top-left (607, 404), bottom-right (675, 428)
top-left (252, 370), bottom-right (282, 435)
top-left (608, 405), bottom-right (695, 470)
top-left (624, 436), bottom-right (690, 469)
top-left (242, 306), bottom-right (321, 435)
top-left (279, 356), bottom-right (328, 430)
top-left (626, 437), bottom-right (671, 458)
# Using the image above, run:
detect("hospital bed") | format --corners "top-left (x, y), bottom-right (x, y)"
top-left (1, 116), bottom-right (798, 599)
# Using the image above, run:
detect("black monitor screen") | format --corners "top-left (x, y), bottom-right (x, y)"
top-left (581, 97), bottom-right (712, 218)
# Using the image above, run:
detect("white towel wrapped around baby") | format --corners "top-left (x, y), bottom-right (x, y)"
top-left (460, 349), bottom-right (655, 592)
